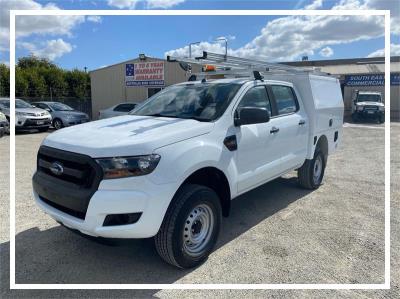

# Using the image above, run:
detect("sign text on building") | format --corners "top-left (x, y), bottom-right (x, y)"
top-left (344, 73), bottom-right (400, 86)
top-left (125, 62), bottom-right (165, 87)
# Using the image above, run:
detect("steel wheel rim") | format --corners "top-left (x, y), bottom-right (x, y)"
top-left (182, 204), bottom-right (214, 257)
top-left (313, 155), bottom-right (323, 184)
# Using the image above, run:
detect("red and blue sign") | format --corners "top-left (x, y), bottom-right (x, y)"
top-left (125, 62), bottom-right (165, 87)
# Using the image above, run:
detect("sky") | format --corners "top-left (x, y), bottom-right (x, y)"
top-left (0, 0), bottom-right (399, 71)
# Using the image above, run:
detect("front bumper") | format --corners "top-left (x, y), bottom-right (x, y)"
top-left (354, 110), bottom-right (384, 118)
top-left (16, 116), bottom-right (52, 129)
top-left (33, 180), bottom-right (176, 239)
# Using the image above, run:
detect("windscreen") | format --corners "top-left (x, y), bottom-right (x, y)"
top-left (49, 102), bottom-right (74, 111)
top-left (357, 94), bottom-right (381, 102)
top-left (0, 99), bottom-right (33, 108)
top-left (132, 83), bottom-right (241, 122)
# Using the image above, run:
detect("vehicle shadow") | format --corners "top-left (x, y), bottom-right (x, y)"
top-left (1, 175), bottom-right (312, 289)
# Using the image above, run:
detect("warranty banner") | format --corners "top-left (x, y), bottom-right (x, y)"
top-left (126, 61), bottom-right (165, 87)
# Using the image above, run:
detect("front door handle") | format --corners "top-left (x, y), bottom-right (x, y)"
top-left (299, 119), bottom-right (306, 125)
top-left (270, 127), bottom-right (279, 134)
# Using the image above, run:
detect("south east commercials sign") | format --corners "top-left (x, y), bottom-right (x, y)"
top-left (125, 62), bottom-right (165, 87)
top-left (344, 73), bottom-right (400, 86)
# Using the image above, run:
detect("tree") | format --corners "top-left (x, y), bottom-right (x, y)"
top-left (0, 63), bottom-right (10, 97)
top-left (24, 68), bottom-right (46, 97)
top-left (41, 67), bottom-right (67, 98)
top-left (0, 56), bottom-right (91, 100)
top-left (65, 69), bottom-right (90, 99)
top-left (15, 67), bottom-right (28, 97)
top-left (18, 56), bottom-right (56, 70)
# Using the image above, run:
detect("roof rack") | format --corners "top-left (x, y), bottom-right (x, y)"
top-left (167, 51), bottom-right (329, 80)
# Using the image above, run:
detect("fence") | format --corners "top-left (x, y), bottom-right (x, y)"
top-left (22, 97), bottom-right (93, 119)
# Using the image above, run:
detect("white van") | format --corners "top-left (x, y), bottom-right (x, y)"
top-left (32, 53), bottom-right (343, 268)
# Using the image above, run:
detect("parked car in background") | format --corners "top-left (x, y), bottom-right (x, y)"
top-left (351, 90), bottom-right (385, 123)
top-left (0, 98), bottom-right (52, 132)
top-left (0, 111), bottom-right (8, 137)
top-left (99, 102), bottom-right (138, 119)
top-left (32, 101), bottom-right (90, 130)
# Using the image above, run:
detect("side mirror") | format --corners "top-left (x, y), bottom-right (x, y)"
top-left (234, 107), bottom-right (270, 126)
top-left (45, 108), bottom-right (51, 112)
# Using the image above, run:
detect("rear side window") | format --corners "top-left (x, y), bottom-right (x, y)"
top-left (237, 86), bottom-right (272, 115)
top-left (113, 103), bottom-right (136, 112)
top-left (271, 85), bottom-right (297, 115)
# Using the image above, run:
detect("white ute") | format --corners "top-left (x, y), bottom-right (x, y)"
top-left (33, 52), bottom-right (343, 268)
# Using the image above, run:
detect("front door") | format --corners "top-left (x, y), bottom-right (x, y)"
top-left (234, 85), bottom-right (282, 193)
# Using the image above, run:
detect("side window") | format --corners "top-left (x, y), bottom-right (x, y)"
top-left (113, 104), bottom-right (136, 112)
top-left (237, 86), bottom-right (271, 115)
top-left (270, 85), bottom-right (297, 115)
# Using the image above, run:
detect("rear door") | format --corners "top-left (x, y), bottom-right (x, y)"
top-left (267, 84), bottom-right (308, 172)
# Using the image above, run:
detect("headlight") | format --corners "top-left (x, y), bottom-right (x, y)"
top-left (96, 154), bottom-right (161, 179)
top-left (379, 106), bottom-right (385, 111)
top-left (356, 105), bottom-right (364, 111)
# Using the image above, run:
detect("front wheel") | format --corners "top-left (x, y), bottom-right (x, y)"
top-left (298, 149), bottom-right (326, 189)
top-left (53, 119), bottom-right (63, 130)
top-left (155, 184), bottom-right (222, 268)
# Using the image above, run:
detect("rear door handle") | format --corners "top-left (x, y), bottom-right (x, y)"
top-left (299, 119), bottom-right (306, 125)
top-left (270, 127), bottom-right (279, 134)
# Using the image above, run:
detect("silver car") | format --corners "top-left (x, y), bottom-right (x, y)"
top-left (33, 101), bottom-right (90, 130)
top-left (0, 98), bottom-right (52, 132)
top-left (0, 111), bottom-right (9, 137)
top-left (99, 102), bottom-right (138, 119)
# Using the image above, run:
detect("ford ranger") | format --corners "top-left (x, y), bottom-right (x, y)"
top-left (33, 60), bottom-right (343, 268)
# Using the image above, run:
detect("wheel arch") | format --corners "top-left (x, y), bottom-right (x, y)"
top-left (178, 166), bottom-right (231, 217)
top-left (316, 134), bottom-right (328, 163)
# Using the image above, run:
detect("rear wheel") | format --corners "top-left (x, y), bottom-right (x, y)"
top-left (155, 184), bottom-right (222, 268)
top-left (298, 148), bottom-right (326, 189)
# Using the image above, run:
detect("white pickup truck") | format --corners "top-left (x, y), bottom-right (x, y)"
top-left (33, 59), bottom-right (343, 268)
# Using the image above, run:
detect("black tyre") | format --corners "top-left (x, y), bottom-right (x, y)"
top-left (351, 113), bottom-right (358, 123)
top-left (38, 127), bottom-right (49, 132)
top-left (155, 184), bottom-right (222, 268)
top-left (298, 148), bottom-right (326, 189)
top-left (379, 115), bottom-right (385, 123)
top-left (53, 118), bottom-right (63, 130)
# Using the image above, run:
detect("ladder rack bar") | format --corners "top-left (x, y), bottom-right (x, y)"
top-left (167, 51), bottom-right (329, 76)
